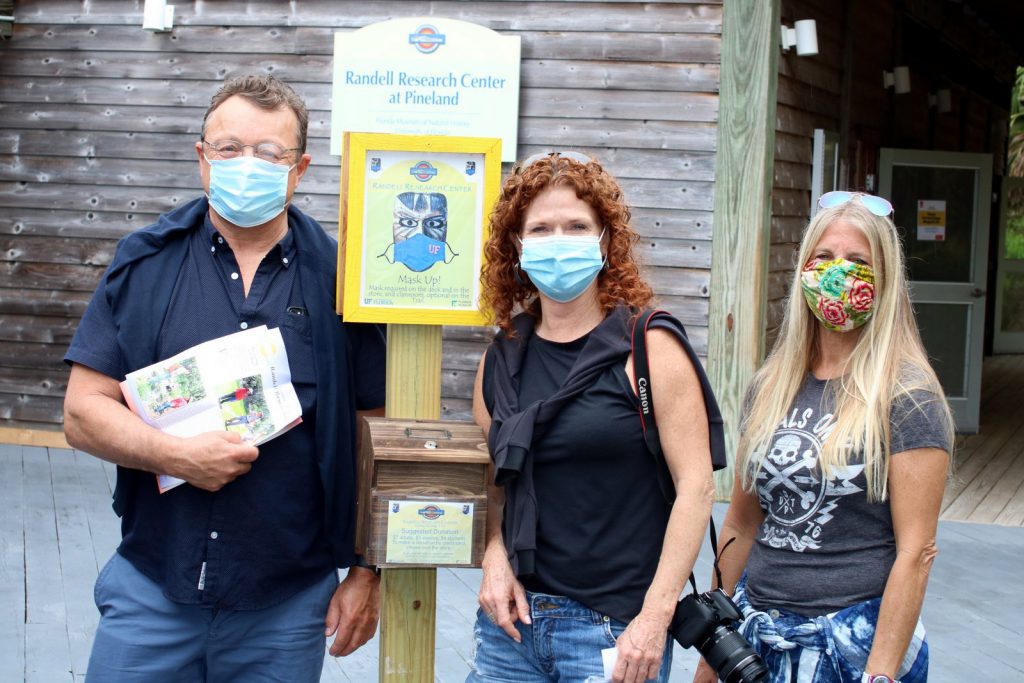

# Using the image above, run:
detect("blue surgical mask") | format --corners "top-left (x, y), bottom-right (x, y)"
top-left (206, 155), bottom-right (293, 228)
top-left (519, 232), bottom-right (604, 303)
top-left (390, 233), bottom-right (453, 272)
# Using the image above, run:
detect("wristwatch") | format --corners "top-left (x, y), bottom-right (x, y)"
top-left (862, 674), bottom-right (899, 683)
top-left (352, 554), bottom-right (381, 576)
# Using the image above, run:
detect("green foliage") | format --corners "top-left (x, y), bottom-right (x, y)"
top-left (176, 366), bottom-right (206, 402)
top-left (1006, 219), bottom-right (1024, 260)
top-left (1009, 67), bottom-right (1024, 177)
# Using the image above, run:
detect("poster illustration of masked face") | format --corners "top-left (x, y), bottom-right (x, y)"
top-left (381, 192), bottom-right (457, 272)
top-left (355, 149), bottom-right (486, 317)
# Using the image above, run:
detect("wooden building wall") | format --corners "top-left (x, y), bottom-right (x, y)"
top-left (0, 0), bottom-right (722, 433)
top-left (769, 0), bottom-right (1018, 345)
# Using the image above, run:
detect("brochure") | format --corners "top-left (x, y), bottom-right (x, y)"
top-left (119, 325), bottom-right (302, 493)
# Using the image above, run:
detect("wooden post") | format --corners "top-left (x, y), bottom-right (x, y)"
top-left (379, 323), bottom-right (442, 682)
top-left (707, 0), bottom-right (780, 499)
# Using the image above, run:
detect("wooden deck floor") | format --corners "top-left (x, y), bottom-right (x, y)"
top-left (2, 444), bottom-right (1023, 681)
top-left (0, 445), bottom-right (701, 682)
top-left (941, 354), bottom-right (1024, 526)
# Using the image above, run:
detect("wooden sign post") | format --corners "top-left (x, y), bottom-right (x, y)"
top-left (337, 133), bottom-right (501, 681)
top-left (380, 324), bottom-right (442, 682)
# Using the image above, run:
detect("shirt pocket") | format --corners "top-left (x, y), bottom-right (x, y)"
top-left (281, 305), bottom-right (312, 340)
top-left (279, 307), bottom-right (317, 413)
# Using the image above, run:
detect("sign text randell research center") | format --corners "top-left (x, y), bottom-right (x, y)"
top-left (331, 18), bottom-right (521, 162)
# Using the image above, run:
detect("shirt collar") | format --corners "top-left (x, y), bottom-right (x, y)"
top-left (203, 214), bottom-right (296, 268)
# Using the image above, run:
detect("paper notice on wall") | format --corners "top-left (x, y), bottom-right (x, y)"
top-left (917, 199), bottom-right (947, 241)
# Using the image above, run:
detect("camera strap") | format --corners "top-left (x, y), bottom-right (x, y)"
top-left (630, 309), bottom-right (731, 592)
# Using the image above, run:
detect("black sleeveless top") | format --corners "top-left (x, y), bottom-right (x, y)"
top-left (484, 331), bottom-right (670, 622)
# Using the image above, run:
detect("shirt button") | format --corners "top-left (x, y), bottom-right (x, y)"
top-left (231, 272), bottom-right (239, 280)
top-left (282, 257), bottom-right (289, 265)
top-left (210, 531), bottom-right (219, 540)
top-left (768, 609), bottom-right (781, 619)
top-left (240, 322), bottom-right (248, 330)
top-left (210, 246), bottom-right (216, 253)
top-left (217, 237), bottom-right (224, 244)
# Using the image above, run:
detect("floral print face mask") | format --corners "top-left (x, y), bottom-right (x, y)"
top-left (801, 257), bottom-right (875, 332)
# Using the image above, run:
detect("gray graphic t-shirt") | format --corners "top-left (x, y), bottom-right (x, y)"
top-left (743, 374), bottom-right (951, 616)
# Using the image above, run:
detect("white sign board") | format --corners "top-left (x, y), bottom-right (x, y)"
top-left (331, 18), bottom-right (521, 162)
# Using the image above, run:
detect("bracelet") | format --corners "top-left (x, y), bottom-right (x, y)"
top-left (352, 554), bottom-right (381, 576)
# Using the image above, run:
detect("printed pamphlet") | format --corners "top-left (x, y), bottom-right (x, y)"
top-left (119, 325), bottom-right (302, 493)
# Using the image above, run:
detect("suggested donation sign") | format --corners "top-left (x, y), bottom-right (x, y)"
top-left (330, 17), bottom-right (521, 162)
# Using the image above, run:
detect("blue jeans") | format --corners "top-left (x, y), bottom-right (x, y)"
top-left (734, 576), bottom-right (928, 683)
top-left (86, 552), bottom-right (338, 682)
top-left (466, 591), bottom-right (672, 683)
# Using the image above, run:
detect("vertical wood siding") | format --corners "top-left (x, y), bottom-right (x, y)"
top-left (0, 0), bottom-right (722, 430)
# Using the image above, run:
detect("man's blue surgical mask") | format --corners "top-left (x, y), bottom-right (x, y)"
top-left (519, 232), bottom-right (605, 303)
top-left (206, 155), bottom-right (293, 228)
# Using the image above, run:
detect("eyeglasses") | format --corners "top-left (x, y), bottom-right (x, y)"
top-left (817, 191), bottom-right (893, 217)
top-left (515, 151), bottom-right (595, 173)
top-left (201, 138), bottom-right (301, 165)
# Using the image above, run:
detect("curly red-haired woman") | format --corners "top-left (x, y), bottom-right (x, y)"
top-left (467, 152), bottom-right (720, 683)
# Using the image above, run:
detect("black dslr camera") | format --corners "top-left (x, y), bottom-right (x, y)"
top-left (670, 589), bottom-right (768, 683)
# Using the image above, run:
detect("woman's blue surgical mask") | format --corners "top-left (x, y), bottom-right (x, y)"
top-left (519, 231), bottom-right (605, 303)
top-left (206, 155), bottom-right (294, 228)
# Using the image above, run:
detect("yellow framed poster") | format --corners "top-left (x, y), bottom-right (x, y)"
top-left (338, 132), bottom-right (500, 325)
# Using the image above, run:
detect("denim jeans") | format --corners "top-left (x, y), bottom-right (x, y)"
top-left (734, 576), bottom-right (928, 683)
top-left (86, 552), bottom-right (338, 682)
top-left (466, 591), bottom-right (672, 683)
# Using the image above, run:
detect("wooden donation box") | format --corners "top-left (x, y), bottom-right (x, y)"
top-left (356, 417), bottom-right (490, 568)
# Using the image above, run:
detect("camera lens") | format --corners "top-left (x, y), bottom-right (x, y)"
top-left (701, 626), bottom-right (769, 683)
top-left (726, 655), bottom-right (771, 683)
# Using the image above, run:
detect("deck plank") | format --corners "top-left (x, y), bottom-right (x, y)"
top-left (100, 458), bottom-right (117, 496)
top-left (993, 479), bottom-right (1024, 526)
top-left (967, 421), bottom-right (1024, 524)
top-left (22, 446), bottom-right (75, 682)
top-left (50, 448), bottom-right (103, 677)
top-left (72, 450), bottom-right (122, 569)
top-left (923, 521), bottom-right (1024, 674)
top-left (941, 354), bottom-right (1024, 521)
top-left (0, 445), bottom-right (26, 683)
top-left (943, 420), bottom-right (1024, 521)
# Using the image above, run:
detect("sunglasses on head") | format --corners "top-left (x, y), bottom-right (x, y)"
top-left (515, 151), bottom-right (595, 173)
top-left (817, 191), bottom-right (893, 217)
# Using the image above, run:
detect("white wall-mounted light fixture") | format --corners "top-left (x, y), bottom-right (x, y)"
top-left (0, 14), bottom-right (14, 41)
top-left (780, 19), bottom-right (818, 56)
top-left (143, 0), bottom-right (174, 32)
top-left (883, 66), bottom-right (911, 94)
top-left (929, 89), bottom-right (952, 113)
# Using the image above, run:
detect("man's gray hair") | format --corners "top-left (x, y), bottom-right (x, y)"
top-left (202, 74), bottom-right (309, 153)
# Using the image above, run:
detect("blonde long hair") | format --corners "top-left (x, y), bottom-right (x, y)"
top-left (738, 199), bottom-right (954, 501)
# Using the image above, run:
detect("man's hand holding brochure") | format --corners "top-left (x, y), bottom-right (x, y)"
top-left (119, 325), bottom-right (302, 493)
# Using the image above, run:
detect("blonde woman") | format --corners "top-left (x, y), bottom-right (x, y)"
top-left (693, 192), bottom-right (953, 683)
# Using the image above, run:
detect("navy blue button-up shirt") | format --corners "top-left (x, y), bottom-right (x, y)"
top-left (67, 214), bottom-right (385, 610)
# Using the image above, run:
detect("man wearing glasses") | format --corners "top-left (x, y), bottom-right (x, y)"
top-left (63, 75), bottom-right (386, 681)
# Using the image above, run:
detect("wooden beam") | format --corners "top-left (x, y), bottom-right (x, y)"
top-left (0, 426), bottom-right (69, 449)
top-left (379, 324), bottom-right (442, 683)
top-left (707, 0), bottom-right (780, 499)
